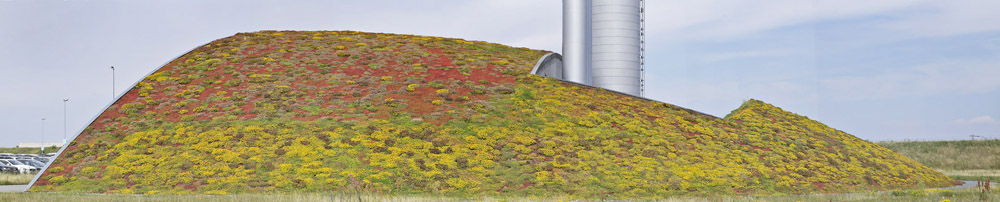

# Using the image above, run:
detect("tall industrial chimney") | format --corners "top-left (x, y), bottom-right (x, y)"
top-left (591, 0), bottom-right (642, 96)
top-left (562, 0), bottom-right (592, 85)
top-left (551, 0), bottom-right (644, 96)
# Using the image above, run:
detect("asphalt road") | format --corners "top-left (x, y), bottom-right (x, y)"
top-left (944, 180), bottom-right (999, 190)
top-left (0, 185), bottom-right (26, 192)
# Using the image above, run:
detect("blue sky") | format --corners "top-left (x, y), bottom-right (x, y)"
top-left (0, 0), bottom-right (997, 147)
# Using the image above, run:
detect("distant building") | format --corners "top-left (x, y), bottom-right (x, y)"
top-left (16, 142), bottom-right (63, 148)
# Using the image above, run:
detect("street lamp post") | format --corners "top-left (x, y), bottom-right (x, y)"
top-left (41, 117), bottom-right (46, 153)
top-left (63, 98), bottom-right (69, 145)
top-left (111, 66), bottom-right (116, 99)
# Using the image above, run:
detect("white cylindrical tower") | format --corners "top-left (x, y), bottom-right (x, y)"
top-left (591, 0), bottom-right (641, 96)
top-left (562, 0), bottom-right (592, 85)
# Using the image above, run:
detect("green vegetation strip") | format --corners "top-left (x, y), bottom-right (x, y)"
top-left (0, 147), bottom-right (61, 155)
top-left (947, 176), bottom-right (1000, 182)
top-left (936, 169), bottom-right (1000, 181)
top-left (878, 139), bottom-right (1000, 170)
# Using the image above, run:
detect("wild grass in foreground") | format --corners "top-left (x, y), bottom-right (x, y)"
top-left (1, 187), bottom-right (996, 202)
top-left (0, 173), bottom-right (34, 185)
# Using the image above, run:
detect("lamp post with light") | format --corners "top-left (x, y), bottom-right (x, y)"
top-left (41, 117), bottom-right (46, 153)
top-left (63, 98), bottom-right (69, 145)
top-left (111, 66), bottom-right (116, 99)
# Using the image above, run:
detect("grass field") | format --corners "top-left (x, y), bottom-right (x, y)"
top-left (877, 139), bottom-right (1000, 170)
top-left (0, 187), bottom-right (995, 202)
top-left (0, 173), bottom-right (34, 185)
top-left (878, 139), bottom-right (1000, 181)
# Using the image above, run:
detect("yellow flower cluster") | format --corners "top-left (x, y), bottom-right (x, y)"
top-left (435, 89), bottom-right (450, 97)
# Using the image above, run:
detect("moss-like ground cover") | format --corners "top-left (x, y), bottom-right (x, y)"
top-left (29, 31), bottom-right (954, 197)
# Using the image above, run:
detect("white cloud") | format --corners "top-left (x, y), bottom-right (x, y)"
top-left (700, 49), bottom-right (792, 63)
top-left (329, 0), bottom-right (562, 52)
top-left (990, 38), bottom-right (1000, 49)
top-left (954, 115), bottom-right (998, 125)
top-left (647, 0), bottom-right (932, 41)
top-left (820, 61), bottom-right (1000, 101)
top-left (647, 0), bottom-right (1000, 43)
top-left (887, 1), bottom-right (1000, 38)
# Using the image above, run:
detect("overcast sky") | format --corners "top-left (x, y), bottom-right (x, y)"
top-left (1, 0), bottom-right (998, 147)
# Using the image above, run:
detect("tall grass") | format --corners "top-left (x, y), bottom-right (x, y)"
top-left (0, 173), bottom-right (34, 185)
top-left (877, 139), bottom-right (1000, 170)
top-left (937, 170), bottom-right (1000, 177)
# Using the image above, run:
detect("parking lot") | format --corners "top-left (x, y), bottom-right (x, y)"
top-left (0, 153), bottom-right (53, 175)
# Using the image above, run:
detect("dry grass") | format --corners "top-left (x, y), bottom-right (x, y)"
top-left (937, 169), bottom-right (1000, 177)
top-left (0, 173), bottom-right (34, 185)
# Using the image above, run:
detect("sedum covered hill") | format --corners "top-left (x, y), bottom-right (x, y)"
top-left (30, 31), bottom-right (953, 197)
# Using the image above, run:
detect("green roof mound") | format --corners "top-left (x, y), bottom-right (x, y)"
top-left (30, 31), bottom-right (954, 197)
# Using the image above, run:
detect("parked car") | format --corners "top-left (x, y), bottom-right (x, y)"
top-left (0, 159), bottom-right (37, 174)
top-left (0, 164), bottom-right (18, 174)
top-left (33, 157), bottom-right (51, 163)
top-left (16, 159), bottom-right (46, 169)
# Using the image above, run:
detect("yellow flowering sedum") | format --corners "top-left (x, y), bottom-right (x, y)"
top-left (31, 31), bottom-right (953, 197)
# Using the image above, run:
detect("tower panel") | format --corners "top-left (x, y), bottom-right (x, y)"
top-left (591, 0), bottom-right (642, 96)
top-left (562, 0), bottom-right (592, 85)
